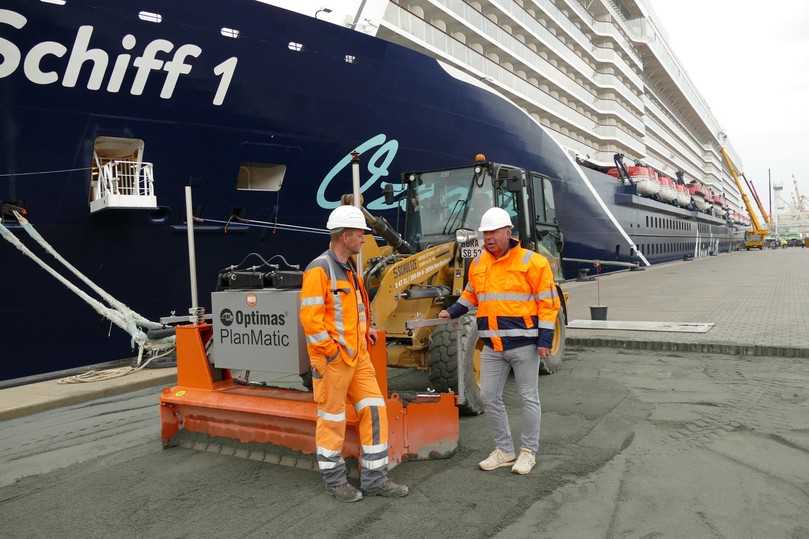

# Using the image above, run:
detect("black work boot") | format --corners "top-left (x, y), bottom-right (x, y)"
top-left (327, 482), bottom-right (363, 503)
top-left (363, 479), bottom-right (409, 497)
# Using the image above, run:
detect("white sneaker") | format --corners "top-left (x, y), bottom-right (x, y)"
top-left (511, 448), bottom-right (536, 475)
top-left (479, 448), bottom-right (516, 471)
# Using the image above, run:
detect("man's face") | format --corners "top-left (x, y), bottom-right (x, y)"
top-left (341, 228), bottom-right (365, 255)
top-left (483, 226), bottom-right (512, 257)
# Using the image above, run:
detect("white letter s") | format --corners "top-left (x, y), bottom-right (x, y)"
top-left (0, 9), bottom-right (27, 79)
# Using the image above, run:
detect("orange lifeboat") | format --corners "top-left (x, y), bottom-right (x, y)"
top-left (629, 165), bottom-right (660, 197)
top-left (658, 175), bottom-right (678, 203)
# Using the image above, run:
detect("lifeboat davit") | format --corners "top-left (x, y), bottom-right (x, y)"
top-left (658, 175), bottom-right (678, 203)
top-left (687, 181), bottom-right (707, 211)
top-left (704, 187), bottom-right (715, 214)
top-left (629, 166), bottom-right (660, 197)
top-left (676, 184), bottom-right (691, 207)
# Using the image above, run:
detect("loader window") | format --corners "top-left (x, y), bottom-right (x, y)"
top-left (406, 166), bottom-right (494, 243)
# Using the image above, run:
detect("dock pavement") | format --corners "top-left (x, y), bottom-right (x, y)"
top-left (565, 247), bottom-right (809, 357)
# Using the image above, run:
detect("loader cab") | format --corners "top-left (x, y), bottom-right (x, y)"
top-left (399, 159), bottom-right (563, 275)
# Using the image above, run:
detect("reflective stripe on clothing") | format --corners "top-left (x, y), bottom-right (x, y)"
top-left (317, 446), bottom-right (341, 458)
top-left (307, 331), bottom-right (330, 344)
top-left (478, 328), bottom-right (538, 338)
top-left (535, 290), bottom-right (558, 300)
top-left (362, 443), bottom-right (388, 454)
top-left (300, 296), bottom-right (324, 307)
top-left (360, 456), bottom-right (389, 470)
top-left (478, 292), bottom-right (534, 302)
top-left (538, 321), bottom-right (555, 330)
top-left (317, 409), bottom-right (346, 422)
top-left (355, 397), bottom-right (386, 412)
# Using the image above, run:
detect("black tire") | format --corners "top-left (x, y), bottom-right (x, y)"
top-left (539, 310), bottom-right (566, 375)
top-left (428, 315), bottom-right (484, 415)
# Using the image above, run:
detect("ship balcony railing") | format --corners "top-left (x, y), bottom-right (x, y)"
top-left (432, 0), bottom-right (646, 112)
top-left (90, 160), bottom-right (158, 213)
top-left (643, 95), bottom-right (708, 159)
top-left (643, 115), bottom-right (704, 171)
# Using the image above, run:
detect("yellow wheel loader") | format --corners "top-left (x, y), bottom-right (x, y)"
top-left (356, 156), bottom-right (568, 414)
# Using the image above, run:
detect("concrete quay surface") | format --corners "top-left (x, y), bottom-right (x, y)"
top-left (2, 348), bottom-right (809, 538)
top-left (564, 248), bottom-right (809, 357)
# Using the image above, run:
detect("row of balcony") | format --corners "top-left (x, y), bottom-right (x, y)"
top-left (401, 0), bottom-right (646, 120)
top-left (434, 0), bottom-right (645, 112)
top-left (382, 4), bottom-right (646, 156)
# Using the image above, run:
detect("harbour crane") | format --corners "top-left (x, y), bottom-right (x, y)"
top-left (719, 145), bottom-right (767, 249)
top-left (793, 177), bottom-right (807, 212)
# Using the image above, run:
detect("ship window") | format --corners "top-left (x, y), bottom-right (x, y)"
top-left (236, 163), bottom-right (286, 191)
top-left (345, 55), bottom-right (357, 64)
top-left (288, 42), bottom-right (304, 52)
top-left (221, 27), bottom-right (240, 39)
top-left (138, 11), bottom-right (162, 23)
top-left (645, 216), bottom-right (649, 227)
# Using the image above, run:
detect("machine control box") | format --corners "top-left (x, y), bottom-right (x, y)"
top-left (212, 288), bottom-right (308, 379)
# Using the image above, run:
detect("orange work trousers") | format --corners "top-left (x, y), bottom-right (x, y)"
top-left (312, 351), bottom-right (388, 490)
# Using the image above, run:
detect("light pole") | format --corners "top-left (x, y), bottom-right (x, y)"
top-left (315, 7), bottom-right (332, 20)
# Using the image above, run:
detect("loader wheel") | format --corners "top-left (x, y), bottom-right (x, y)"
top-left (539, 310), bottom-right (566, 375)
top-left (428, 315), bottom-right (484, 416)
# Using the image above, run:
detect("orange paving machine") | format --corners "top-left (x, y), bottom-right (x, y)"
top-left (159, 187), bottom-right (459, 470)
top-left (159, 323), bottom-right (459, 469)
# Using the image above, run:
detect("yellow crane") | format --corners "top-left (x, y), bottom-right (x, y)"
top-left (719, 146), bottom-right (767, 249)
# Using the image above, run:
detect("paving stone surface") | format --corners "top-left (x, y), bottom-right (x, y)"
top-left (564, 248), bottom-right (809, 351)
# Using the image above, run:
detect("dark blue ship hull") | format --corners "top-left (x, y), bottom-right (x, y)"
top-left (0, 0), bottom-right (743, 380)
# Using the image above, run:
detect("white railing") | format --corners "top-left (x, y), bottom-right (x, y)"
top-left (90, 160), bottom-right (157, 212)
top-left (97, 160), bottom-right (155, 198)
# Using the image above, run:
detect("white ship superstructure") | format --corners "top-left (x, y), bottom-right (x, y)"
top-left (273, 0), bottom-right (744, 213)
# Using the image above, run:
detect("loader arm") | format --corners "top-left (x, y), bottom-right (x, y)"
top-left (369, 242), bottom-right (456, 337)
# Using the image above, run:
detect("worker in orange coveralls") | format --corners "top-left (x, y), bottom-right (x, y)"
top-left (299, 205), bottom-right (409, 502)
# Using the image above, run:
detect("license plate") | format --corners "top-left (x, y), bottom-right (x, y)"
top-left (459, 238), bottom-right (482, 259)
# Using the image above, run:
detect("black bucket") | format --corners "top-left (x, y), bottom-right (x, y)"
top-left (590, 305), bottom-right (608, 321)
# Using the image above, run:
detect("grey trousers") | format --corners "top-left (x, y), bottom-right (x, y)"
top-left (480, 344), bottom-right (541, 454)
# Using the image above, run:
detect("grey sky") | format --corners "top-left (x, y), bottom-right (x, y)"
top-left (647, 0), bottom-right (809, 212)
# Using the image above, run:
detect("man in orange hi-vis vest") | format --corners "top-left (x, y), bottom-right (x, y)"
top-left (299, 205), bottom-right (409, 503)
top-left (439, 207), bottom-right (561, 476)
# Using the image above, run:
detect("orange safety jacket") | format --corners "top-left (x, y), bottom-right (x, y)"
top-left (299, 250), bottom-right (372, 372)
top-left (446, 239), bottom-right (560, 351)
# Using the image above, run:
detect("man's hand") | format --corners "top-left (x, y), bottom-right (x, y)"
top-left (368, 327), bottom-right (379, 345)
top-left (537, 347), bottom-right (550, 359)
top-left (438, 310), bottom-right (451, 319)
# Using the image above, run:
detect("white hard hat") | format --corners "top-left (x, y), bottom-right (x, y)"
top-left (326, 205), bottom-right (371, 231)
top-left (478, 207), bottom-right (513, 232)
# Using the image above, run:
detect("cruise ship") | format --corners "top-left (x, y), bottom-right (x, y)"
top-left (1, 0), bottom-right (745, 381)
